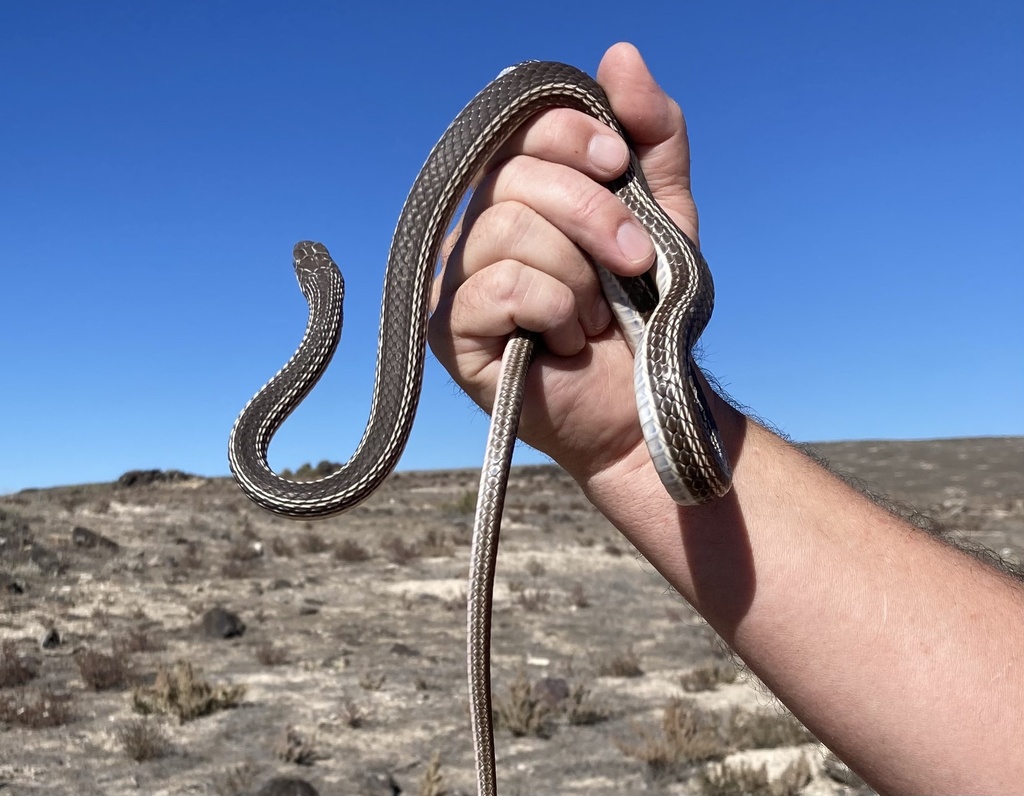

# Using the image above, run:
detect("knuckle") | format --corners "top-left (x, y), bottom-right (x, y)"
top-left (567, 179), bottom-right (616, 229)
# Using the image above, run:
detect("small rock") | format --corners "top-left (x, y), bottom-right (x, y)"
top-left (40, 628), bottom-right (61, 649)
top-left (71, 526), bottom-right (120, 553)
top-left (0, 573), bottom-right (24, 594)
top-left (255, 777), bottom-right (320, 796)
top-left (201, 606), bottom-right (245, 639)
top-left (389, 642), bottom-right (419, 657)
top-left (532, 676), bottom-right (570, 707)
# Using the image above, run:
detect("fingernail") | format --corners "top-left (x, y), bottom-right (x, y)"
top-left (590, 295), bottom-right (612, 332)
top-left (616, 220), bottom-right (655, 265)
top-left (588, 134), bottom-right (627, 173)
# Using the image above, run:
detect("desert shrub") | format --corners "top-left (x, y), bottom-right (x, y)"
top-left (680, 660), bottom-right (738, 692)
top-left (297, 530), bottom-right (330, 554)
top-left (493, 669), bottom-right (554, 738)
top-left (616, 698), bottom-right (729, 780)
top-left (132, 660), bottom-right (245, 722)
top-left (0, 640), bottom-right (37, 688)
top-left (597, 647), bottom-right (644, 678)
top-left (334, 538), bottom-right (371, 562)
top-left (270, 536), bottom-right (294, 557)
top-left (275, 726), bottom-right (318, 765)
top-left (212, 762), bottom-right (258, 796)
top-left (417, 529), bottom-right (454, 557)
top-left (381, 534), bottom-right (419, 565)
top-left (0, 688), bottom-right (74, 728)
top-left (725, 706), bottom-right (816, 748)
top-left (117, 718), bottom-right (170, 761)
top-left (75, 648), bottom-right (130, 690)
top-left (564, 683), bottom-right (610, 726)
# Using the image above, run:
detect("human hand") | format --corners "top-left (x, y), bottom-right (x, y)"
top-left (428, 42), bottom-right (705, 485)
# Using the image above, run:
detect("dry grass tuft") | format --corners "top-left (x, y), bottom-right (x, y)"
top-left (564, 682), bottom-right (610, 726)
top-left (417, 529), bottom-right (454, 558)
top-left (680, 660), bottom-right (738, 692)
top-left (419, 750), bottom-right (447, 796)
top-left (0, 640), bottom-right (37, 688)
top-left (597, 646), bottom-right (644, 678)
top-left (275, 725), bottom-right (319, 765)
top-left (297, 530), bottom-right (330, 554)
top-left (132, 660), bottom-right (245, 722)
top-left (616, 698), bottom-right (729, 780)
top-left (493, 669), bottom-right (554, 738)
top-left (0, 687), bottom-right (74, 728)
top-left (333, 538), bottom-right (371, 562)
top-left (117, 717), bottom-right (170, 761)
top-left (211, 762), bottom-right (258, 796)
top-left (270, 536), bottom-right (295, 557)
top-left (381, 534), bottom-right (419, 565)
top-left (725, 706), bottom-right (816, 748)
top-left (75, 648), bottom-right (130, 690)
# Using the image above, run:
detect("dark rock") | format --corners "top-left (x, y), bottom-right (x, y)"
top-left (117, 469), bottom-right (198, 488)
top-left (389, 642), bottom-right (419, 657)
top-left (531, 676), bottom-right (570, 707)
top-left (0, 573), bottom-right (24, 594)
top-left (268, 578), bottom-right (293, 590)
top-left (255, 778), bottom-right (320, 796)
top-left (71, 526), bottom-right (120, 553)
top-left (40, 628), bottom-right (61, 649)
top-left (201, 606), bottom-right (245, 639)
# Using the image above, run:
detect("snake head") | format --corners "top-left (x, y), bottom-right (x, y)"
top-left (292, 240), bottom-right (344, 303)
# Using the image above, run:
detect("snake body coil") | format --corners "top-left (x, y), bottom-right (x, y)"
top-left (229, 61), bottom-right (731, 796)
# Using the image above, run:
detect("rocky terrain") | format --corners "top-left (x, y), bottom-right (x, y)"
top-left (1, 437), bottom-right (1021, 795)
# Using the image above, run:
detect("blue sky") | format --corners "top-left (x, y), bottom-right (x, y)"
top-left (1, 2), bottom-right (1021, 493)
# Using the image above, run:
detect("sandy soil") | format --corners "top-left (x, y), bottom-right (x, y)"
top-left (1, 436), bottom-right (1021, 795)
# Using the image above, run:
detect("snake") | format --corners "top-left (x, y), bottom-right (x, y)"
top-left (228, 60), bottom-right (731, 796)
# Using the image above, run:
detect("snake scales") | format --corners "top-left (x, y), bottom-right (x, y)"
top-left (229, 60), bottom-right (731, 795)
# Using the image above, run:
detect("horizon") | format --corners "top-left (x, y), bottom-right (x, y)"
top-left (5, 433), bottom-right (1020, 496)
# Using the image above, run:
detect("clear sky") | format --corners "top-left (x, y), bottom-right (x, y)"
top-left (1, 2), bottom-right (1021, 494)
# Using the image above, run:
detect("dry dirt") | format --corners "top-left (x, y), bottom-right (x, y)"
top-left (1, 436), bottom-right (1021, 795)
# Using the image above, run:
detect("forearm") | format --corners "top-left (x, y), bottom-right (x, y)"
top-left (580, 398), bottom-right (1024, 795)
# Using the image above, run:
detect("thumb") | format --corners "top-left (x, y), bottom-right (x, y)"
top-left (596, 43), bottom-right (700, 244)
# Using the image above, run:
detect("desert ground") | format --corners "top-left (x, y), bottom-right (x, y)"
top-left (1, 436), bottom-right (1021, 795)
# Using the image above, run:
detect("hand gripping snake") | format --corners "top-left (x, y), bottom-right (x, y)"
top-left (229, 60), bottom-right (731, 796)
